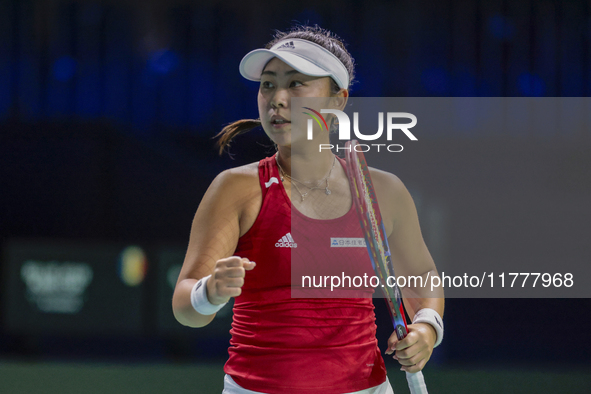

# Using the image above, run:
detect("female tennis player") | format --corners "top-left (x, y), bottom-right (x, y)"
top-left (172, 25), bottom-right (445, 394)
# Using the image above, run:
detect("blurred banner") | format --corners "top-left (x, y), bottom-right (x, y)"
top-left (3, 239), bottom-right (147, 334)
top-left (2, 239), bottom-right (233, 339)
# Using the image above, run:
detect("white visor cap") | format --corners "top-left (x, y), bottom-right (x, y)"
top-left (239, 38), bottom-right (350, 89)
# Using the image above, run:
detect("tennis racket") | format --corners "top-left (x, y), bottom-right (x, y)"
top-left (345, 140), bottom-right (428, 394)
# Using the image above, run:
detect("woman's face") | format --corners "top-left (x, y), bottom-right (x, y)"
top-left (257, 57), bottom-right (335, 148)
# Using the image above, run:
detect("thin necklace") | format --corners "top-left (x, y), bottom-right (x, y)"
top-left (275, 154), bottom-right (336, 202)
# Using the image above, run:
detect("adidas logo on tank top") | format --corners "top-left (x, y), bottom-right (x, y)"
top-left (275, 233), bottom-right (297, 248)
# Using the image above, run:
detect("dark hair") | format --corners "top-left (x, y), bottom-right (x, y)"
top-left (215, 25), bottom-right (356, 155)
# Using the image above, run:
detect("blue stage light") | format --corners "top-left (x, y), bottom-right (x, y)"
top-left (52, 56), bottom-right (77, 82)
top-left (421, 67), bottom-right (449, 95)
top-left (148, 49), bottom-right (180, 75)
top-left (518, 73), bottom-right (545, 96)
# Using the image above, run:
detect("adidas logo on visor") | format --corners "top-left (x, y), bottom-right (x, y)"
top-left (276, 41), bottom-right (295, 50)
top-left (275, 232), bottom-right (297, 248)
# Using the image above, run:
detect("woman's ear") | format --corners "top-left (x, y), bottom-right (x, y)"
top-left (330, 89), bottom-right (349, 111)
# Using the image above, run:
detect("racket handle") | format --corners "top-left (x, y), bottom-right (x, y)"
top-left (406, 371), bottom-right (428, 394)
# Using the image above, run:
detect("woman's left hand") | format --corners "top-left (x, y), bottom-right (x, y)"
top-left (385, 323), bottom-right (437, 373)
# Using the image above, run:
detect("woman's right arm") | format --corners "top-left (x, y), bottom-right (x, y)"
top-left (172, 167), bottom-right (258, 328)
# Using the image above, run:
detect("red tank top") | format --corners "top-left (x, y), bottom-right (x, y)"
top-left (224, 155), bottom-right (387, 393)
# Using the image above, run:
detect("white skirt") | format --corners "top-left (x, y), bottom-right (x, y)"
top-left (222, 374), bottom-right (395, 394)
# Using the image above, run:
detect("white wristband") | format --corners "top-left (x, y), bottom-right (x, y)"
top-left (412, 308), bottom-right (444, 348)
top-left (190, 275), bottom-right (227, 315)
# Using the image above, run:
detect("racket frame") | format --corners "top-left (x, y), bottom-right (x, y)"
top-left (344, 140), bottom-right (409, 340)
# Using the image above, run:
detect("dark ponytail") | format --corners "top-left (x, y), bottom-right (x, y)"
top-left (215, 119), bottom-right (261, 155)
top-left (216, 24), bottom-right (355, 155)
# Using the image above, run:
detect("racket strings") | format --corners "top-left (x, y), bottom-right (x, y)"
top-left (353, 154), bottom-right (405, 323)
